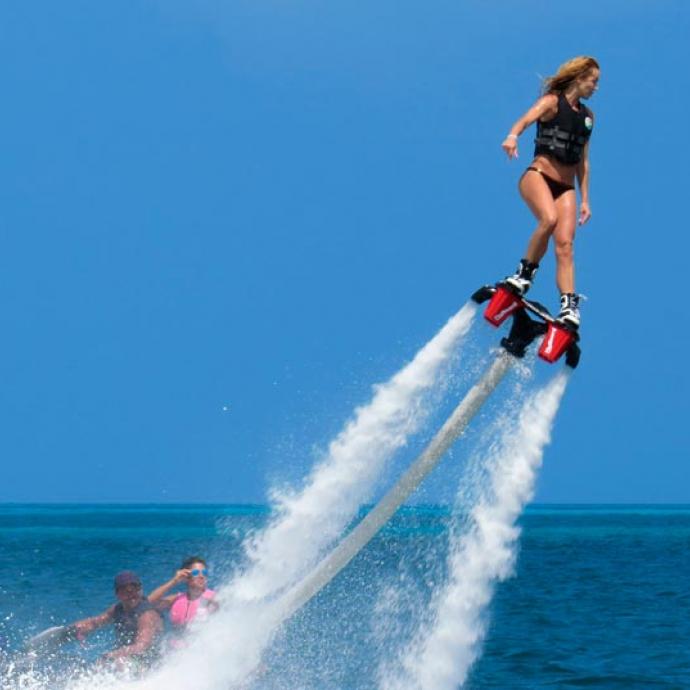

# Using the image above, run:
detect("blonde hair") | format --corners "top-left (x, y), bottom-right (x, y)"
top-left (543, 56), bottom-right (600, 94)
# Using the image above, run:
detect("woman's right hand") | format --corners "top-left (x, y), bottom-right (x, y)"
top-left (501, 135), bottom-right (519, 159)
top-left (174, 568), bottom-right (191, 584)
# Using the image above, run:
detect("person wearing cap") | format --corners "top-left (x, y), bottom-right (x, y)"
top-left (70, 570), bottom-right (163, 669)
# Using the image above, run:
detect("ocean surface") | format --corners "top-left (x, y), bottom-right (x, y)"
top-left (2, 504), bottom-right (690, 689)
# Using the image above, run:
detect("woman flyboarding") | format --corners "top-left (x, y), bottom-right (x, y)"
top-left (501, 56), bottom-right (599, 328)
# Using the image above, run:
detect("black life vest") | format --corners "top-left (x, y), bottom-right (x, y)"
top-left (534, 93), bottom-right (593, 166)
top-left (112, 598), bottom-right (157, 647)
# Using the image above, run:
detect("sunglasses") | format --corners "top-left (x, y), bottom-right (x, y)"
top-left (190, 569), bottom-right (208, 577)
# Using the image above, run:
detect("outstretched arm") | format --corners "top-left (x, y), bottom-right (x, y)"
top-left (71, 607), bottom-right (114, 639)
top-left (501, 94), bottom-right (558, 159)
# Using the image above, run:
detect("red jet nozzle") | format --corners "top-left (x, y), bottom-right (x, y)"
top-left (538, 322), bottom-right (576, 364)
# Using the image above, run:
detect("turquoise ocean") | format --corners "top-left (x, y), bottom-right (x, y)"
top-left (2, 503), bottom-right (690, 689)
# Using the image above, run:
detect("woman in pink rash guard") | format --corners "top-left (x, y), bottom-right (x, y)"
top-left (148, 556), bottom-right (218, 647)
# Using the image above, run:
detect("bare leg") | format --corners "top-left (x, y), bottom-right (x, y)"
top-left (518, 170), bottom-right (559, 264)
top-left (552, 190), bottom-right (577, 294)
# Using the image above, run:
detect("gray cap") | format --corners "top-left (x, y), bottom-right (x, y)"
top-left (114, 571), bottom-right (141, 590)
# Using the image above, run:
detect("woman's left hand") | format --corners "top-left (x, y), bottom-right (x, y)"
top-left (579, 201), bottom-right (592, 225)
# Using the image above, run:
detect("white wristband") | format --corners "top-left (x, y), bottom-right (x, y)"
top-left (506, 133), bottom-right (518, 140)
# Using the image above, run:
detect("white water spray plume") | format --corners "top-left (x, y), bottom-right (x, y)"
top-left (229, 302), bottom-right (477, 603)
top-left (382, 369), bottom-right (569, 690)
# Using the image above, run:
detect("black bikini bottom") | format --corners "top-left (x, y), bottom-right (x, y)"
top-left (524, 166), bottom-right (575, 200)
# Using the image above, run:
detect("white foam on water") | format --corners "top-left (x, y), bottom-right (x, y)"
top-left (381, 369), bottom-right (569, 690)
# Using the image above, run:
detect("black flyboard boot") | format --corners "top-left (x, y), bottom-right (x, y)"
top-left (504, 259), bottom-right (539, 296)
top-left (557, 293), bottom-right (581, 329)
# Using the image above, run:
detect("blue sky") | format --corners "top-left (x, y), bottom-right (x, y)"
top-left (1, 1), bottom-right (688, 503)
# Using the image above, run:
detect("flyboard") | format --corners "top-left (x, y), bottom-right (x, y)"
top-left (472, 282), bottom-right (581, 368)
top-left (275, 283), bottom-right (579, 622)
